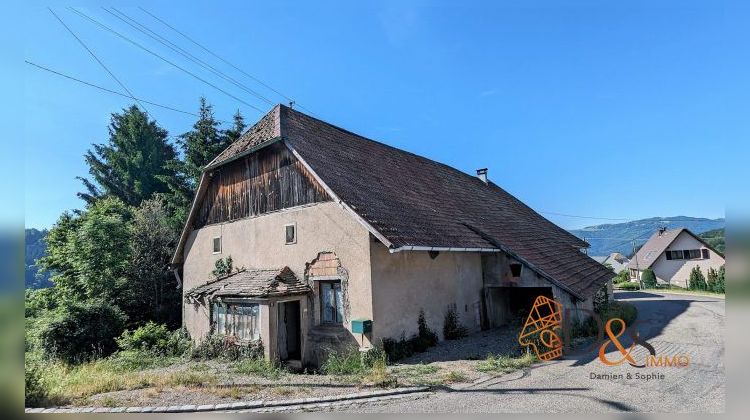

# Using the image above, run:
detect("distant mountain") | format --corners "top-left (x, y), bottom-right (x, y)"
top-left (699, 228), bottom-right (725, 254)
top-left (569, 216), bottom-right (725, 257)
top-left (25, 228), bottom-right (52, 289)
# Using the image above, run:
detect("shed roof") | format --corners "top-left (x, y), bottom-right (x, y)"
top-left (176, 105), bottom-right (614, 299)
top-left (185, 267), bottom-right (310, 300)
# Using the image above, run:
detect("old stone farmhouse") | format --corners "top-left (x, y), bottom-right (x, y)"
top-left (171, 104), bottom-right (613, 367)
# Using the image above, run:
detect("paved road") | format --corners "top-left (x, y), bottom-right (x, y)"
top-left (344, 291), bottom-right (726, 413)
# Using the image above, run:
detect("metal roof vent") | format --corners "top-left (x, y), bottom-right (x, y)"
top-left (476, 168), bottom-right (488, 184)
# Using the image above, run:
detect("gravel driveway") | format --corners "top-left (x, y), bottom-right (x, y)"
top-left (339, 291), bottom-right (726, 413)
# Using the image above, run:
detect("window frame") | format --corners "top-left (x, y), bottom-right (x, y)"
top-left (284, 223), bottom-right (297, 245)
top-left (212, 236), bottom-right (222, 254)
top-left (211, 301), bottom-right (260, 341)
top-left (319, 280), bottom-right (343, 325)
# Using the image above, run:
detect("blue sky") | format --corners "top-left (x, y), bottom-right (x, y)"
top-left (16, 0), bottom-right (748, 230)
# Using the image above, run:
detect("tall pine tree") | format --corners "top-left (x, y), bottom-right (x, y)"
top-left (78, 105), bottom-right (178, 207)
top-left (178, 97), bottom-right (227, 188)
top-left (224, 109), bottom-right (247, 144)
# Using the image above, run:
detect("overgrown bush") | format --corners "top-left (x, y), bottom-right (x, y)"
top-left (39, 299), bottom-right (128, 364)
top-left (189, 334), bottom-right (263, 361)
top-left (641, 268), bottom-right (657, 289)
top-left (688, 266), bottom-right (707, 290)
top-left (592, 283), bottom-right (610, 314)
top-left (116, 322), bottom-right (191, 356)
top-left (25, 359), bottom-right (47, 407)
top-left (443, 307), bottom-right (468, 340)
top-left (617, 282), bottom-right (640, 291)
top-left (613, 270), bottom-right (630, 284)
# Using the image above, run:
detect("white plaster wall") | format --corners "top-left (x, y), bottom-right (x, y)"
top-left (181, 202), bottom-right (373, 344)
top-left (369, 244), bottom-right (484, 342)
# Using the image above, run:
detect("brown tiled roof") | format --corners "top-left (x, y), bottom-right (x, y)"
top-left (206, 106), bottom-right (281, 169)
top-left (183, 104), bottom-right (613, 299)
top-left (185, 267), bottom-right (310, 299)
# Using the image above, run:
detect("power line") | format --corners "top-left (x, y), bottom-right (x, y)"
top-left (24, 60), bottom-right (223, 119)
top-left (67, 7), bottom-right (267, 114)
top-left (598, 230), bottom-right (653, 255)
top-left (104, 7), bottom-right (275, 107)
top-left (540, 211), bottom-right (631, 222)
top-left (48, 7), bottom-right (149, 114)
top-left (137, 6), bottom-right (316, 116)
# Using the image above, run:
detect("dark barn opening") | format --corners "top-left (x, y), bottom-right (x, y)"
top-left (484, 286), bottom-right (554, 328)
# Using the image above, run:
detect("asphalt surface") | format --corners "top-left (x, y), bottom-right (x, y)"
top-left (344, 291), bottom-right (726, 413)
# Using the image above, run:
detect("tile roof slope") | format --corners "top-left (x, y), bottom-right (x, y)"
top-left (627, 228), bottom-right (685, 270)
top-left (206, 106), bottom-right (280, 168)
top-left (276, 105), bottom-right (612, 298)
top-left (185, 267), bottom-right (310, 299)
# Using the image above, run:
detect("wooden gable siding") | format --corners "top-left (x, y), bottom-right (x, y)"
top-left (194, 142), bottom-right (330, 228)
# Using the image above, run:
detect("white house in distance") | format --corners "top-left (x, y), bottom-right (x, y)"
top-left (591, 253), bottom-right (630, 274)
top-left (627, 228), bottom-right (725, 288)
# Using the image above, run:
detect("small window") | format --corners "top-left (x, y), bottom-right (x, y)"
top-left (701, 249), bottom-right (709, 259)
top-left (285, 223), bottom-right (297, 244)
top-left (665, 251), bottom-right (672, 260)
top-left (509, 263), bottom-right (523, 278)
top-left (212, 237), bottom-right (222, 254)
top-left (320, 281), bottom-right (343, 324)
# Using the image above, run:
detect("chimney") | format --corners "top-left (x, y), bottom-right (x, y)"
top-left (658, 227), bottom-right (667, 236)
top-left (476, 168), bottom-right (488, 184)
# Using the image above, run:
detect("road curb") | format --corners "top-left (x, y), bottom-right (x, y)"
top-left (24, 386), bottom-right (430, 413)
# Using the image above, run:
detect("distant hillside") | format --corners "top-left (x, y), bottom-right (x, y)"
top-left (570, 216), bottom-right (725, 257)
top-left (25, 228), bottom-right (52, 289)
top-left (699, 228), bottom-right (725, 254)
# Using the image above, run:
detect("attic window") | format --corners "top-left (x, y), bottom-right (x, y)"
top-left (212, 237), bottom-right (222, 254)
top-left (702, 249), bottom-right (709, 259)
top-left (509, 263), bottom-right (523, 278)
top-left (285, 223), bottom-right (297, 245)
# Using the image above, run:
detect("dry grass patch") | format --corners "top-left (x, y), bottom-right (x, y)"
top-left (476, 351), bottom-right (535, 374)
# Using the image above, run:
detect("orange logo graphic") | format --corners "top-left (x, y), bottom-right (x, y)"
top-left (518, 296), bottom-right (563, 361)
top-left (598, 318), bottom-right (639, 366)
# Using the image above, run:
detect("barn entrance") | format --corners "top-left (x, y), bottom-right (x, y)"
top-left (484, 286), bottom-right (554, 328)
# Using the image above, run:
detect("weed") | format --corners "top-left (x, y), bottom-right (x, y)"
top-left (442, 370), bottom-right (468, 383)
top-left (233, 358), bottom-right (285, 379)
top-left (476, 351), bottom-right (535, 374)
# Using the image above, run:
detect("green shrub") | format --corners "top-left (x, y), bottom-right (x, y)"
top-left (641, 269), bottom-right (657, 289)
top-left (39, 299), bottom-right (128, 364)
top-left (613, 270), bottom-right (630, 284)
top-left (715, 266), bottom-right (725, 293)
top-left (117, 322), bottom-right (191, 356)
top-left (414, 309), bottom-right (438, 351)
top-left (382, 309), bottom-right (438, 362)
top-left (25, 359), bottom-right (47, 407)
top-left (617, 282), bottom-right (640, 291)
top-left (688, 266), bottom-right (707, 290)
top-left (189, 334), bottom-right (263, 361)
top-left (212, 256), bottom-right (233, 278)
top-left (443, 307), bottom-right (468, 340)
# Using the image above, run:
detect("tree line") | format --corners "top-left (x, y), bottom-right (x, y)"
top-left (26, 98), bottom-right (245, 361)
